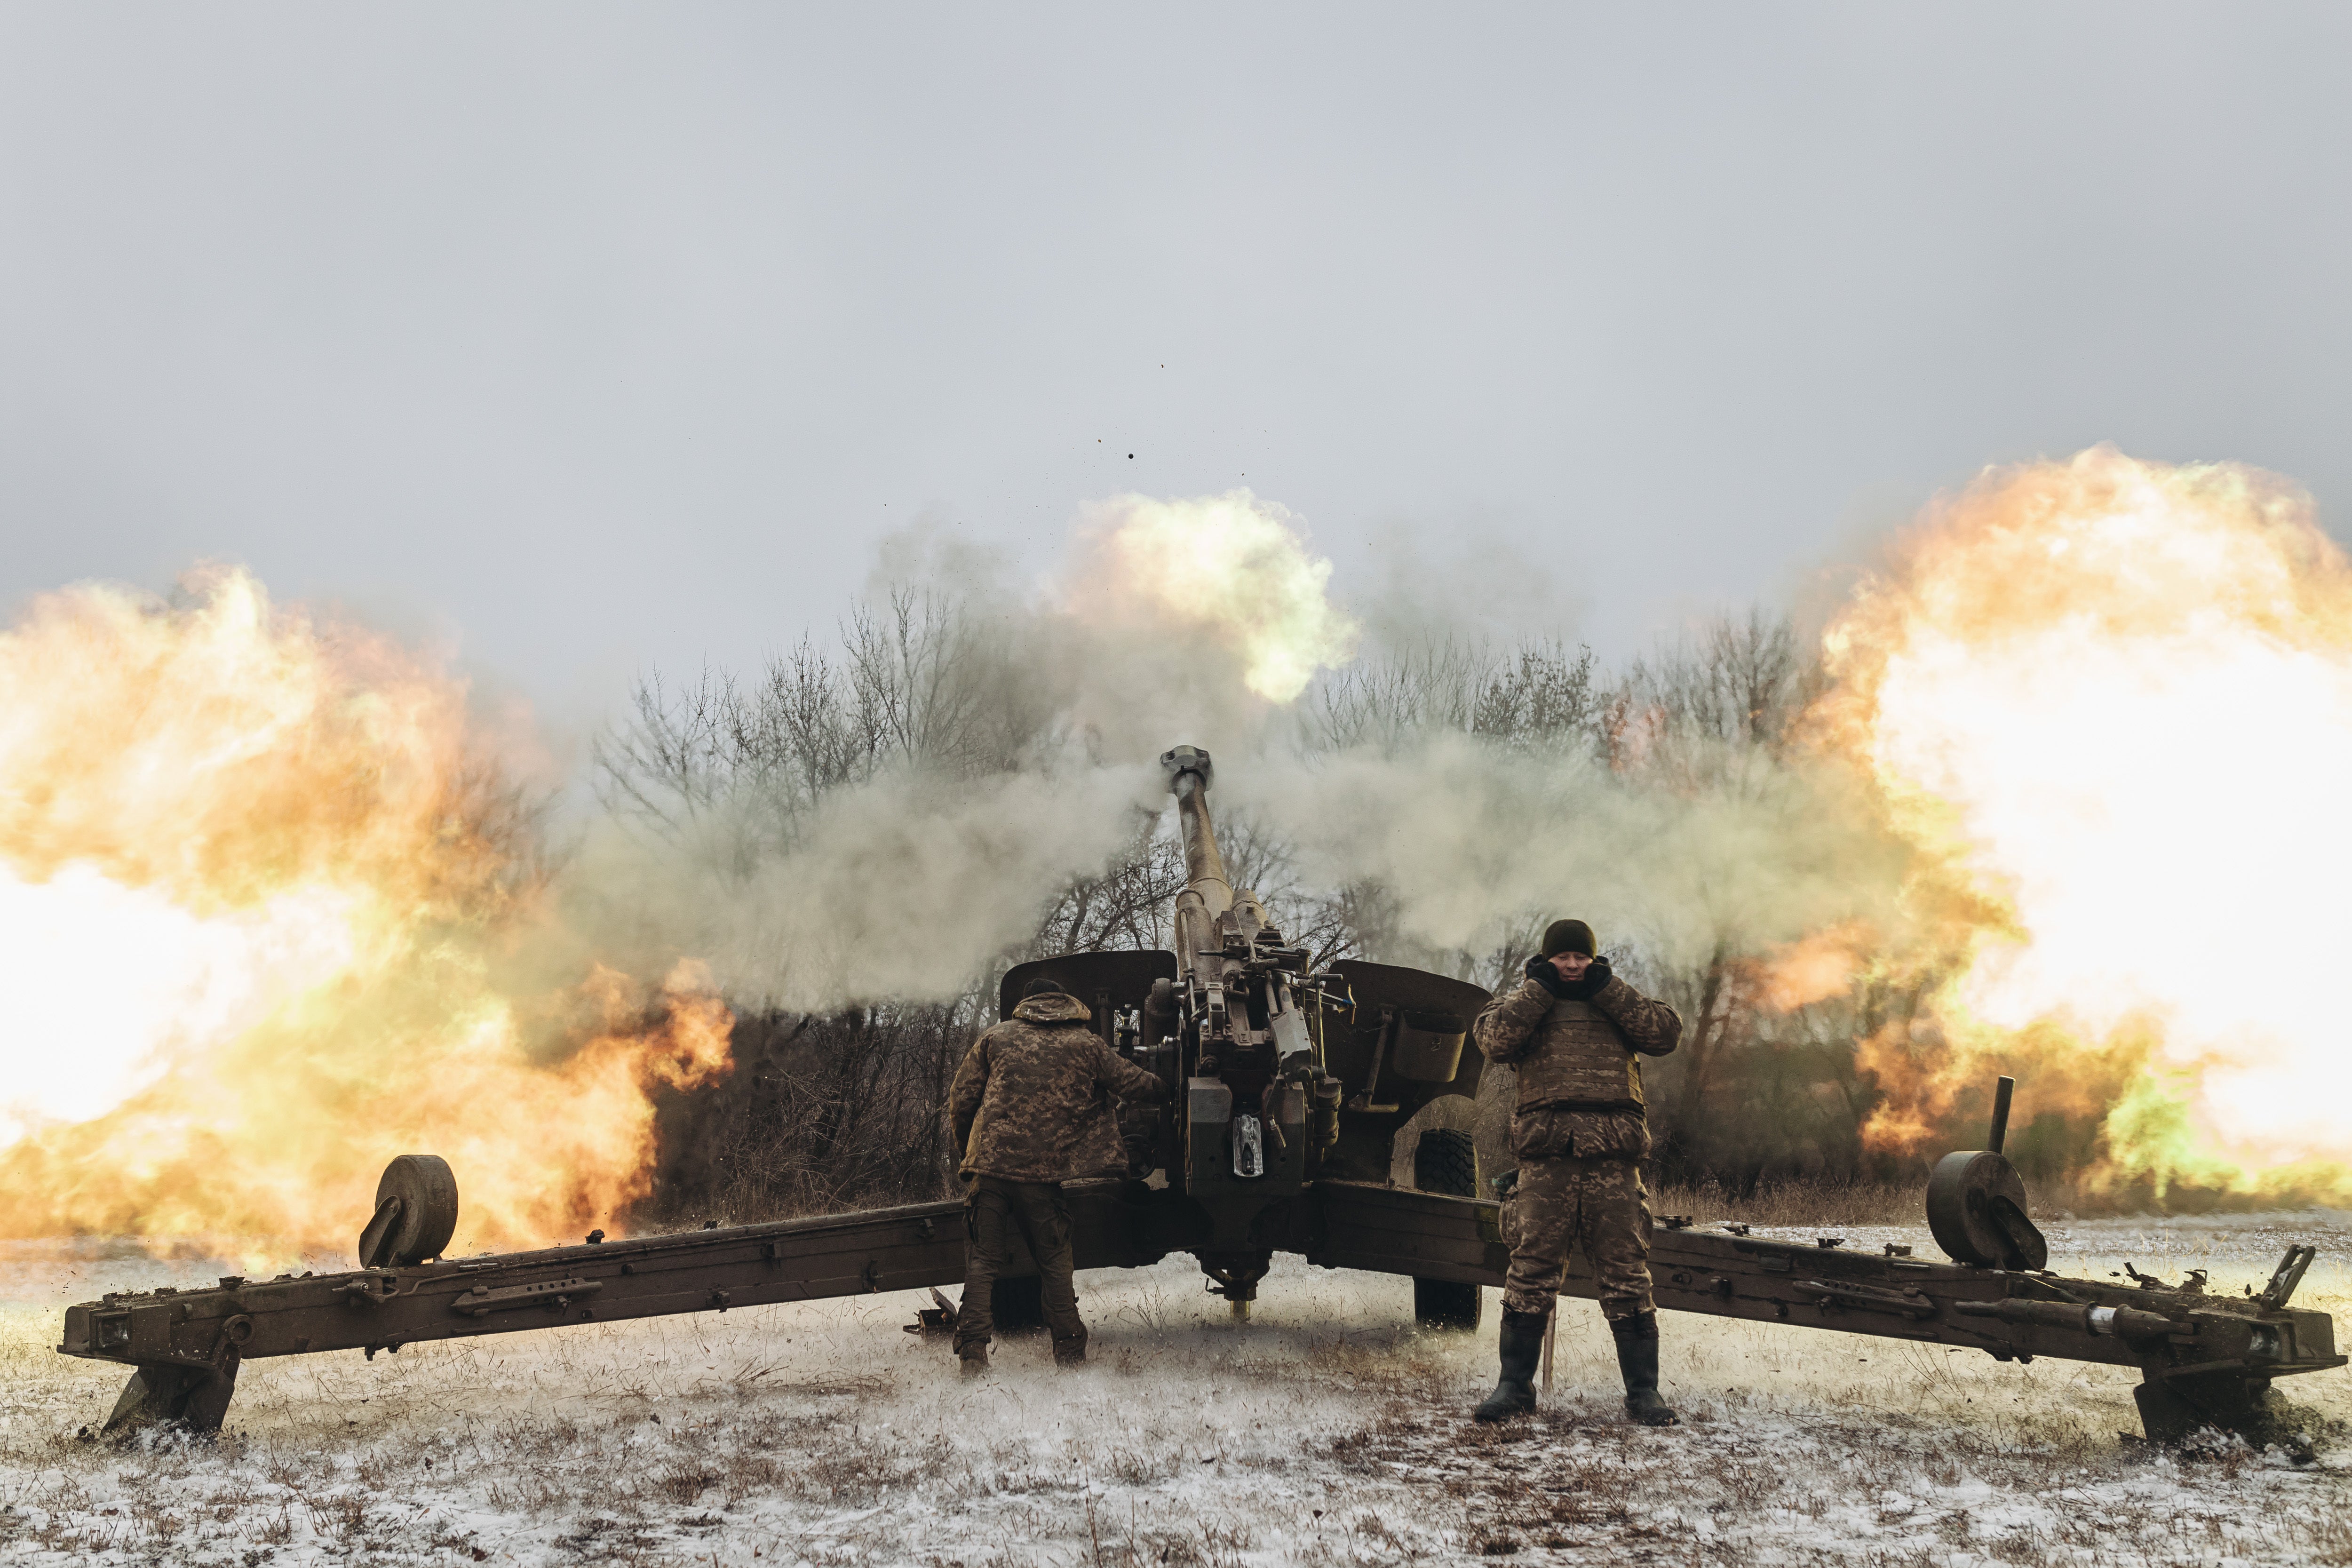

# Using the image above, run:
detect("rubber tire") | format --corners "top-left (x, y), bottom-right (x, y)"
top-left (992, 1274), bottom-right (1047, 1331)
top-left (1414, 1126), bottom-right (1480, 1196)
top-left (371, 1154), bottom-right (460, 1266)
top-left (1411, 1128), bottom-right (1483, 1330)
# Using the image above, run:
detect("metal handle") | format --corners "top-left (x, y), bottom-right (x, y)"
top-left (1988, 1075), bottom-right (2015, 1154)
top-left (2261, 1245), bottom-right (2316, 1311)
top-left (453, 1277), bottom-right (602, 1317)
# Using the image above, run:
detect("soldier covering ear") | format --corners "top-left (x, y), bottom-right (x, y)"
top-left (1471, 920), bottom-right (1683, 1426)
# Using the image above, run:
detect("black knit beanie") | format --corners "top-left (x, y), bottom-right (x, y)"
top-left (1020, 974), bottom-right (1070, 1000)
top-left (1540, 919), bottom-right (1597, 958)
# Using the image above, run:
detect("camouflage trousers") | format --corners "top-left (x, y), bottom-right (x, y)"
top-left (955, 1176), bottom-right (1085, 1354)
top-left (1498, 1155), bottom-right (1654, 1320)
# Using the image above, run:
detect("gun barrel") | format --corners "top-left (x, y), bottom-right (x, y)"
top-left (1162, 746), bottom-right (1233, 917)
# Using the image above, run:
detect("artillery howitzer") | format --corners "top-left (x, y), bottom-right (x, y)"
top-left (61, 747), bottom-right (2345, 1446)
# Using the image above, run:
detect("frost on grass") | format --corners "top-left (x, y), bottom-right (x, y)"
top-left (0, 1215), bottom-right (2346, 1566)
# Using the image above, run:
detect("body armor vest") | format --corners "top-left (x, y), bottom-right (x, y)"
top-left (1511, 995), bottom-right (1646, 1114)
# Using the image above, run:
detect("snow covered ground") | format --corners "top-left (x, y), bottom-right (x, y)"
top-left (1, 1213), bottom-right (2345, 1566)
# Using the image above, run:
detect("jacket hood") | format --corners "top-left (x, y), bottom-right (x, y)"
top-left (1012, 992), bottom-right (1093, 1025)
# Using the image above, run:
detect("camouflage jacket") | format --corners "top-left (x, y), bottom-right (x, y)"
top-left (948, 993), bottom-right (1168, 1182)
top-left (1474, 974), bottom-right (1682, 1160)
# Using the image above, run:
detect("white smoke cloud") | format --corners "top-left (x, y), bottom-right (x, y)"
top-left (1065, 489), bottom-right (1359, 702)
top-left (578, 763), bottom-right (1166, 1012)
top-left (576, 491), bottom-right (1912, 1014)
top-left (1228, 735), bottom-right (1907, 980)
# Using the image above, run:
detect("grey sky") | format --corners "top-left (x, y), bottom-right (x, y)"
top-left (5, 5), bottom-right (2347, 735)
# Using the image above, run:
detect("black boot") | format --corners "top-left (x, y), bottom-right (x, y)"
top-left (1472, 1308), bottom-right (1548, 1423)
top-left (1051, 1331), bottom-right (1088, 1367)
top-left (1611, 1312), bottom-right (1677, 1426)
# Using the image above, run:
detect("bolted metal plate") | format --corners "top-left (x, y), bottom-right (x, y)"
top-left (1326, 960), bottom-right (1489, 1033)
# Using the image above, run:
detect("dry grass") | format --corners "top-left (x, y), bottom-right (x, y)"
top-left (1647, 1170), bottom-right (2185, 1229)
top-left (1650, 1176), bottom-right (1931, 1229)
top-left (0, 1211), bottom-right (2345, 1565)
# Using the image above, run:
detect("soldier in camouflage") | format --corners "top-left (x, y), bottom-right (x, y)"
top-left (1470, 918), bottom-right (1683, 1425)
top-left (946, 974), bottom-right (1168, 1376)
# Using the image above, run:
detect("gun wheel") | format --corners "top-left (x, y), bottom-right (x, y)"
top-left (1924, 1149), bottom-right (2046, 1270)
top-left (360, 1154), bottom-right (460, 1267)
top-left (1411, 1128), bottom-right (1484, 1330)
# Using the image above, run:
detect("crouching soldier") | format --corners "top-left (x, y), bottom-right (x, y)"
top-left (1471, 919), bottom-right (1683, 1425)
top-left (946, 973), bottom-right (1168, 1377)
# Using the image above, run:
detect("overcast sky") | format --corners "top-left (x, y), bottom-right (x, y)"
top-left (5, 5), bottom-right (2347, 733)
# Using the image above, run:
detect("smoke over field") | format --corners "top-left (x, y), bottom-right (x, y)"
top-left (619, 453), bottom-right (2352, 1218)
top-left (1, 455), bottom-right (2347, 1259)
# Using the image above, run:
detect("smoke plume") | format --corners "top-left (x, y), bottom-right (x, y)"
top-left (9, 456), bottom-right (2348, 1255)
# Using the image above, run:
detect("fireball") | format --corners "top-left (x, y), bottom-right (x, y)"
top-left (1822, 448), bottom-right (2352, 1196)
top-left (0, 568), bottom-right (729, 1261)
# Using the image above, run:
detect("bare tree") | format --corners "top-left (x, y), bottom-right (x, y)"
top-left (1029, 819), bottom-right (1188, 957)
top-left (1604, 606), bottom-right (1823, 783)
top-left (650, 995), bottom-right (984, 1220)
top-left (594, 589), bottom-right (1066, 871)
top-left (1473, 641), bottom-right (1602, 753)
top-left (1310, 637), bottom-right (1602, 757)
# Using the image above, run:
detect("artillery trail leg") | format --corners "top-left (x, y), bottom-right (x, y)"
top-left (103, 1352), bottom-right (240, 1436)
top-left (2133, 1370), bottom-right (2281, 1446)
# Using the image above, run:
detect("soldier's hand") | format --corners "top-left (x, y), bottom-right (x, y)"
top-left (1584, 956), bottom-right (1613, 991)
top-left (1524, 953), bottom-right (1566, 995)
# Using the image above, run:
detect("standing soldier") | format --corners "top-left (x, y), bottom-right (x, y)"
top-left (1470, 918), bottom-right (1683, 1425)
top-left (947, 973), bottom-right (1168, 1377)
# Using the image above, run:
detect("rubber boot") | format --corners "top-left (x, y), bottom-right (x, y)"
top-left (958, 1344), bottom-right (989, 1378)
top-left (1611, 1312), bottom-right (1678, 1426)
top-left (1472, 1308), bottom-right (1548, 1422)
top-left (1051, 1331), bottom-right (1088, 1368)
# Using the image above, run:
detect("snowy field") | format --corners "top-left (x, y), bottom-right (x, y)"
top-left (1, 1213), bottom-right (2346, 1567)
